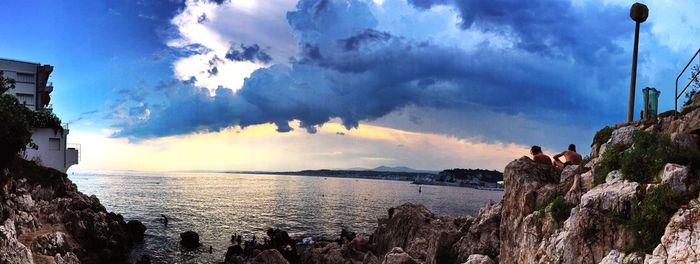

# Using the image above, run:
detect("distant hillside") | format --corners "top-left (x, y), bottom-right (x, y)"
top-left (371, 166), bottom-right (437, 173)
top-left (436, 168), bottom-right (503, 184)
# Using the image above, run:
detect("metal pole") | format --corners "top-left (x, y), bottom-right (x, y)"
top-left (628, 21), bottom-right (641, 122)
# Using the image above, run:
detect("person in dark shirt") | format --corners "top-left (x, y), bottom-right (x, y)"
top-left (530, 145), bottom-right (552, 165)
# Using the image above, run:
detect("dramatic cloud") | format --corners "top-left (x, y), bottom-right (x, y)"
top-left (225, 43), bottom-right (273, 64)
top-left (114, 0), bottom-right (689, 150)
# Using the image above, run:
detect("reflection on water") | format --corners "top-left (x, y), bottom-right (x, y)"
top-left (70, 171), bottom-right (503, 263)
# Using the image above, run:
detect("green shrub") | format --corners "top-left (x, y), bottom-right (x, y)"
top-left (550, 196), bottom-right (572, 223)
top-left (0, 92), bottom-right (32, 168)
top-left (594, 143), bottom-right (625, 186)
top-left (593, 126), bottom-right (614, 146)
top-left (620, 131), bottom-right (675, 184)
top-left (30, 109), bottom-right (63, 132)
top-left (625, 186), bottom-right (680, 253)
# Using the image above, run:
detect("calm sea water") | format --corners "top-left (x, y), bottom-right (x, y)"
top-left (70, 171), bottom-right (503, 264)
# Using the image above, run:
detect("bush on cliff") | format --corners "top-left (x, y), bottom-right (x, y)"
top-left (594, 143), bottom-right (625, 186)
top-left (625, 186), bottom-right (680, 253)
top-left (619, 131), bottom-right (700, 184)
top-left (593, 126), bottom-right (613, 146)
top-left (620, 131), bottom-right (675, 184)
top-left (549, 196), bottom-right (572, 223)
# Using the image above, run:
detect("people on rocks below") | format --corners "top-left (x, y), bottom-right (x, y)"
top-left (552, 144), bottom-right (583, 168)
top-left (530, 145), bottom-right (552, 166)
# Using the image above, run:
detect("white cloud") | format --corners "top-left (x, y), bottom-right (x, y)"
top-left (169, 0), bottom-right (297, 92)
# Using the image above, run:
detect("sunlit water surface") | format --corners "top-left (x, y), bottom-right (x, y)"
top-left (70, 171), bottom-right (503, 263)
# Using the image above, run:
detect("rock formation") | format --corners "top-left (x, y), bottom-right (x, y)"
top-left (0, 159), bottom-right (146, 264)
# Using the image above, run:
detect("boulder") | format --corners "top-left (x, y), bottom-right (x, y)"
top-left (580, 179), bottom-right (639, 214)
top-left (126, 220), bottom-right (147, 241)
top-left (252, 249), bottom-right (290, 264)
top-left (658, 163), bottom-right (689, 195)
top-left (180, 231), bottom-right (200, 249)
top-left (299, 242), bottom-right (346, 264)
top-left (0, 219), bottom-right (33, 264)
top-left (31, 231), bottom-right (70, 256)
top-left (605, 170), bottom-right (623, 184)
top-left (670, 132), bottom-right (697, 150)
top-left (645, 198), bottom-right (700, 263)
top-left (382, 247), bottom-right (419, 264)
top-left (610, 126), bottom-right (637, 146)
top-left (453, 201), bottom-right (501, 262)
top-left (599, 250), bottom-right (643, 264)
top-left (373, 203), bottom-right (459, 263)
top-left (463, 254), bottom-right (495, 264)
top-left (55, 252), bottom-right (81, 264)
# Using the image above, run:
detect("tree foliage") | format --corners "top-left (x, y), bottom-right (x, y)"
top-left (0, 71), bottom-right (32, 168)
top-left (0, 71), bottom-right (63, 168)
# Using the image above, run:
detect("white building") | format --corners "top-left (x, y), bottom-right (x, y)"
top-left (1, 58), bottom-right (79, 172)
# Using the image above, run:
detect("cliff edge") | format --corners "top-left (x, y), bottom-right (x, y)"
top-left (0, 159), bottom-right (146, 264)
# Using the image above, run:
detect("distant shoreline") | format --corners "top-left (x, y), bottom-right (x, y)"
top-left (230, 169), bottom-right (505, 191)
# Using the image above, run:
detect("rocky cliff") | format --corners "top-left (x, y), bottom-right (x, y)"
top-left (0, 159), bottom-right (146, 264)
top-left (254, 94), bottom-right (700, 264)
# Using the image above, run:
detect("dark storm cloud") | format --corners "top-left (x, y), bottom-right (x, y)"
top-left (407, 0), bottom-right (627, 63)
top-left (114, 0), bottom-right (631, 144)
top-left (225, 44), bottom-right (273, 64)
top-left (337, 29), bottom-right (392, 51)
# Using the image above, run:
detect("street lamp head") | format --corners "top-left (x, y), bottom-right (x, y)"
top-left (630, 3), bottom-right (649, 23)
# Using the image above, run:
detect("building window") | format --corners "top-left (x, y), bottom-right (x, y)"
top-left (49, 138), bottom-right (61, 151)
top-left (16, 93), bottom-right (34, 106)
top-left (15, 73), bottom-right (35, 83)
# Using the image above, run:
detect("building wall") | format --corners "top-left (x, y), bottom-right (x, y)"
top-left (24, 128), bottom-right (71, 172)
top-left (0, 59), bottom-right (38, 111)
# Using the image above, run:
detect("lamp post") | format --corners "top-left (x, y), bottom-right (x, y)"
top-left (627, 3), bottom-right (648, 122)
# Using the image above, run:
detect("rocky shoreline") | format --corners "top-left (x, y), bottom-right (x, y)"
top-left (0, 158), bottom-right (146, 264)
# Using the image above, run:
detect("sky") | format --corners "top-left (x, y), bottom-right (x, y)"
top-left (1, 0), bottom-right (698, 172)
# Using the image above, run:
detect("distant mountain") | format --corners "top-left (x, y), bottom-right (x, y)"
top-left (371, 166), bottom-right (437, 174)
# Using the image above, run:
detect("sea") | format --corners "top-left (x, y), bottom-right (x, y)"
top-left (69, 171), bottom-right (503, 263)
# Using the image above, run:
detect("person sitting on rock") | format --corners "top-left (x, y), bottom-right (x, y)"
top-left (530, 145), bottom-right (552, 166)
top-left (552, 144), bottom-right (583, 168)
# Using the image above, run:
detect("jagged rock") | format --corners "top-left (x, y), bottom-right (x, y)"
top-left (658, 163), bottom-right (689, 194)
top-left (252, 249), bottom-right (290, 264)
top-left (126, 220), bottom-right (147, 241)
top-left (31, 231), bottom-right (70, 256)
top-left (373, 203), bottom-right (459, 263)
top-left (180, 231), bottom-right (200, 249)
top-left (299, 242), bottom-right (346, 264)
top-left (670, 132), bottom-right (697, 150)
top-left (382, 247), bottom-right (418, 264)
top-left (605, 170), bottom-right (623, 184)
top-left (453, 201), bottom-right (501, 262)
top-left (645, 198), bottom-right (700, 263)
top-left (599, 250), bottom-right (643, 264)
top-left (13, 194), bottom-right (35, 212)
top-left (463, 254), bottom-right (495, 264)
top-left (580, 179), bottom-right (639, 214)
top-left (363, 251), bottom-right (380, 264)
top-left (610, 126), bottom-right (637, 146)
top-left (55, 252), bottom-right (81, 264)
top-left (537, 179), bottom-right (641, 264)
top-left (499, 157), bottom-right (559, 264)
top-left (0, 219), bottom-right (33, 264)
